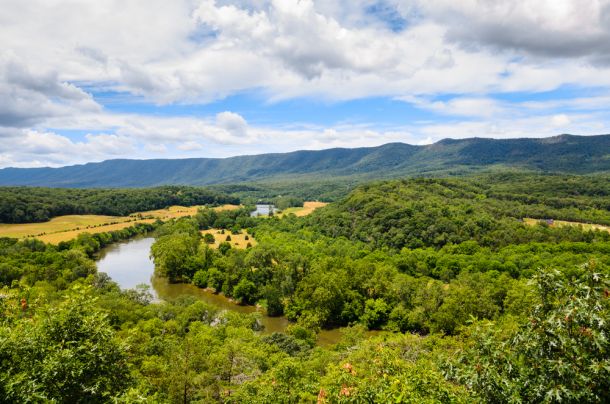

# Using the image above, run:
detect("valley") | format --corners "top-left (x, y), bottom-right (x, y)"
top-left (3, 2), bottom-right (609, 401)
top-left (1, 168), bottom-right (609, 402)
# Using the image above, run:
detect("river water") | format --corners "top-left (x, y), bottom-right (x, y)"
top-left (96, 236), bottom-right (346, 344)
top-left (250, 204), bottom-right (278, 217)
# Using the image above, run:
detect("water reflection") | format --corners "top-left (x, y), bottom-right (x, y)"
top-left (250, 204), bottom-right (277, 217)
top-left (96, 237), bottom-right (158, 298)
top-left (152, 276), bottom-right (291, 334)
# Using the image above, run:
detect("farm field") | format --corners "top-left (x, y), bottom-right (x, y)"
top-left (280, 201), bottom-right (328, 217)
top-left (201, 229), bottom-right (256, 249)
top-left (0, 204), bottom-right (240, 244)
top-left (523, 217), bottom-right (610, 233)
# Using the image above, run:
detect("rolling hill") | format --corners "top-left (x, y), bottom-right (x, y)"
top-left (0, 134), bottom-right (608, 188)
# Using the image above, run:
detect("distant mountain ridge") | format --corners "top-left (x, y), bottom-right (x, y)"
top-left (1, 134), bottom-right (609, 187)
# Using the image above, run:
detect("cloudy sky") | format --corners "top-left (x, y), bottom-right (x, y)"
top-left (1, 0), bottom-right (610, 167)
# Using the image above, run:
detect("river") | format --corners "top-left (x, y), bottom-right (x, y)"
top-left (96, 236), bottom-right (346, 345)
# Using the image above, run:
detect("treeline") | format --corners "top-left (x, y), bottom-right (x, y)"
top-left (0, 186), bottom-right (239, 223)
top-left (150, 214), bottom-right (610, 333)
top-left (2, 263), bottom-right (607, 402)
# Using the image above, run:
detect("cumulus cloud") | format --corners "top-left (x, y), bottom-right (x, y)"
top-left (216, 111), bottom-right (248, 137)
top-left (0, 0), bottom-right (609, 167)
top-left (0, 129), bottom-right (135, 167)
top-left (0, 54), bottom-right (101, 128)
top-left (419, 0), bottom-right (610, 64)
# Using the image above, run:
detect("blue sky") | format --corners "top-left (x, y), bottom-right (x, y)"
top-left (1, 0), bottom-right (610, 167)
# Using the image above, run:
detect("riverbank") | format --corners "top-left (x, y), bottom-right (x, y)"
top-left (96, 236), bottom-right (380, 346)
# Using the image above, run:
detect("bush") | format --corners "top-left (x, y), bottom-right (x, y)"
top-left (203, 233), bottom-right (215, 244)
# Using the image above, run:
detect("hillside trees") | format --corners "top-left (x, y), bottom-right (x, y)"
top-left (448, 264), bottom-right (610, 402)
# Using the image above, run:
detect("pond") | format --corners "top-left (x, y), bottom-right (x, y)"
top-left (95, 236), bottom-right (348, 345)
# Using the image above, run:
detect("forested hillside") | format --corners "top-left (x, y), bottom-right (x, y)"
top-left (1, 134), bottom-right (609, 187)
top-left (309, 173), bottom-right (610, 249)
top-left (1, 173), bottom-right (608, 402)
top-left (0, 186), bottom-right (238, 223)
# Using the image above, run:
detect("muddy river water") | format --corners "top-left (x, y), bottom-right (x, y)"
top-left (96, 237), bottom-right (348, 345)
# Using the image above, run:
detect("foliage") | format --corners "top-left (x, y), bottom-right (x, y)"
top-left (0, 286), bottom-right (131, 402)
top-left (2, 172), bottom-right (610, 402)
top-left (0, 185), bottom-right (238, 223)
top-left (447, 264), bottom-right (610, 403)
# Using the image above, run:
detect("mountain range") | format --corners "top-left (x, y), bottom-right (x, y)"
top-left (1, 134), bottom-right (608, 188)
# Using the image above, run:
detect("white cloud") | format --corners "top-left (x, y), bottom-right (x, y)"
top-left (216, 111), bottom-right (248, 137)
top-left (0, 0), bottom-right (609, 167)
top-left (551, 114), bottom-right (571, 127)
top-left (177, 141), bottom-right (204, 151)
top-left (419, 0), bottom-right (610, 63)
top-left (0, 129), bottom-right (135, 167)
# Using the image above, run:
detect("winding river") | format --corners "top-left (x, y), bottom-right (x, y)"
top-left (96, 237), bottom-right (346, 345)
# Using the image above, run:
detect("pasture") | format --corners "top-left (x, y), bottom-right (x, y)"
top-left (280, 201), bottom-right (328, 217)
top-left (0, 204), bottom-right (241, 244)
top-left (201, 229), bottom-right (256, 249)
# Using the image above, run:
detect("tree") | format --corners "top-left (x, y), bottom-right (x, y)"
top-left (449, 264), bottom-right (610, 403)
top-left (203, 233), bottom-right (215, 244)
top-left (193, 270), bottom-right (208, 288)
top-left (233, 278), bottom-right (257, 305)
top-left (0, 287), bottom-right (131, 402)
top-left (218, 242), bottom-right (232, 255)
top-left (361, 298), bottom-right (390, 329)
top-left (151, 233), bottom-right (200, 282)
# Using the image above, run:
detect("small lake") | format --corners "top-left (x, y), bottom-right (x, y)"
top-left (95, 236), bottom-right (347, 344)
top-left (250, 204), bottom-right (278, 217)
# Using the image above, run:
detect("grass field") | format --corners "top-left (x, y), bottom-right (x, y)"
top-left (201, 229), bottom-right (256, 249)
top-left (280, 201), bottom-right (328, 217)
top-left (0, 215), bottom-right (133, 239)
top-left (0, 204), bottom-right (241, 244)
top-left (524, 218), bottom-right (610, 233)
top-left (35, 219), bottom-right (158, 244)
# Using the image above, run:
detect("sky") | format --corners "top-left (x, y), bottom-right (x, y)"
top-left (1, 0), bottom-right (610, 168)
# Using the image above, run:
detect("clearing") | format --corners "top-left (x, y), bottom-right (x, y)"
top-left (0, 204), bottom-right (240, 244)
top-left (523, 218), bottom-right (610, 233)
top-left (201, 229), bottom-right (256, 249)
top-left (280, 201), bottom-right (328, 217)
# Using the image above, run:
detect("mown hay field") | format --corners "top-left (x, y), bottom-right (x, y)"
top-left (0, 204), bottom-right (241, 244)
top-left (280, 201), bottom-right (328, 217)
top-left (201, 229), bottom-right (256, 249)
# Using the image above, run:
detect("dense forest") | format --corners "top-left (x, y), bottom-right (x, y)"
top-left (1, 173), bottom-right (609, 402)
top-left (0, 186), bottom-right (239, 223)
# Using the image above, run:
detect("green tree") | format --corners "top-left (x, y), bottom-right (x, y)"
top-left (0, 287), bottom-right (131, 402)
top-left (233, 278), bottom-right (257, 305)
top-left (449, 264), bottom-right (610, 403)
top-left (151, 232), bottom-right (200, 282)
